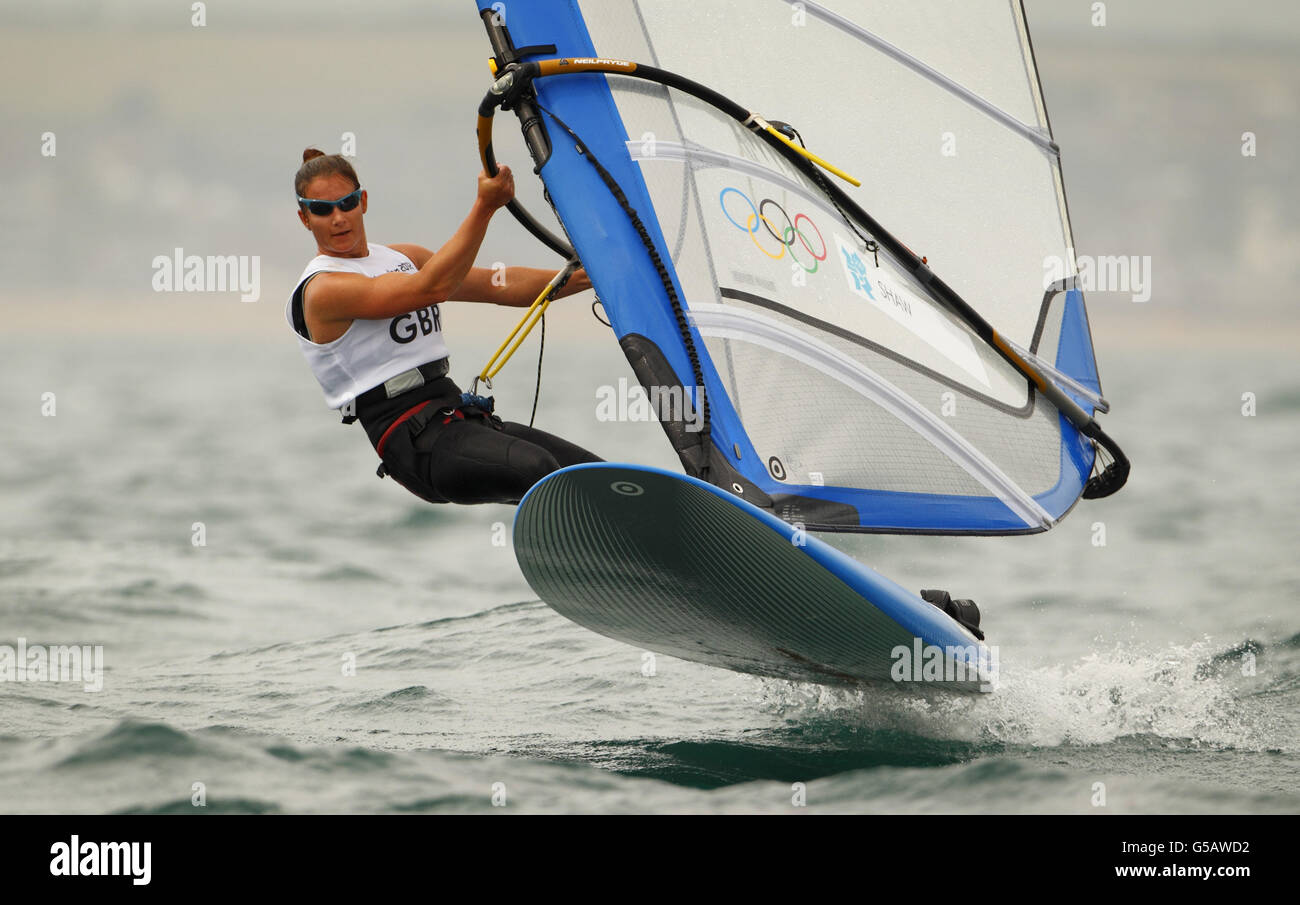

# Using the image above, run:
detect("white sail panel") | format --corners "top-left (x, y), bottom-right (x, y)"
top-left (580, 0), bottom-right (1076, 354)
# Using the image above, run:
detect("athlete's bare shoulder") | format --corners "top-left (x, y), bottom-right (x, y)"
top-left (387, 244), bottom-right (434, 268)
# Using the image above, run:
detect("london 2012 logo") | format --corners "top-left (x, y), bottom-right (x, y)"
top-left (718, 187), bottom-right (827, 273)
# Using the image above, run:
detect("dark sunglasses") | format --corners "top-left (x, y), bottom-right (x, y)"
top-left (297, 187), bottom-right (362, 216)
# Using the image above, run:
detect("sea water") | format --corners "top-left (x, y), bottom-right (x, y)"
top-left (0, 329), bottom-right (1296, 815)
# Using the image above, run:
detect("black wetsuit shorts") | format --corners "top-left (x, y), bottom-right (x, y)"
top-left (359, 377), bottom-right (603, 505)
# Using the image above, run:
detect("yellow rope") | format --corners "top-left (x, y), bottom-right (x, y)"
top-left (477, 261), bottom-right (579, 383)
top-left (761, 123), bottom-right (861, 187)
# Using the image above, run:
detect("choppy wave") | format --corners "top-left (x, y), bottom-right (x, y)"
top-left (2, 598), bottom-right (1296, 813)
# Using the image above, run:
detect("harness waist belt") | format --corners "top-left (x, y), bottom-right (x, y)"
top-left (342, 358), bottom-right (450, 423)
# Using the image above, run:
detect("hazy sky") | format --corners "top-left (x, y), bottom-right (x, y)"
top-left (6, 0), bottom-right (1299, 43)
top-left (2, 0), bottom-right (1296, 346)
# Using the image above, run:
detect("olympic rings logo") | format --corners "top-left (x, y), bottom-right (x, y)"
top-left (719, 187), bottom-right (827, 273)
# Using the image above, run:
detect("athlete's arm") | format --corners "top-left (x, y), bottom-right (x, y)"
top-left (450, 266), bottom-right (592, 307)
top-left (305, 168), bottom-right (514, 325)
top-left (387, 245), bottom-right (591, 308)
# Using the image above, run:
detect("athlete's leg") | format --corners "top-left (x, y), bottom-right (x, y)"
top-left (497, 422), bottom-right (603, 469)
top-left (421, 418), bottom-right (602, 505)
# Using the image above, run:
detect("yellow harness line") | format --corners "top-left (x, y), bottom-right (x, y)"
top-left (476, 260), bottom-right (580, 383)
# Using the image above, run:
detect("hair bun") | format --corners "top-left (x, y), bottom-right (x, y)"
top-left (294, 148), bottom-right (359, 199)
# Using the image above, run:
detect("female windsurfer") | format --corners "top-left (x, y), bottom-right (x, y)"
top-left (287, 148), bottom-right (602, 505)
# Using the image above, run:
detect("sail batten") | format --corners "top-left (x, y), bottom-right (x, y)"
top-left (688, 302), bottom-right (1054, 531)
top-left (774, 0), bottom-right (1058, 154)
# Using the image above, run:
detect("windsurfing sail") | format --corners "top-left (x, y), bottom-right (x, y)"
top-left (472, 0), bottom-right (1129, 534)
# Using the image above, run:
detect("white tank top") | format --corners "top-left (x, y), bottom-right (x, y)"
top-left (286, 244), bottom-right (451, 410)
